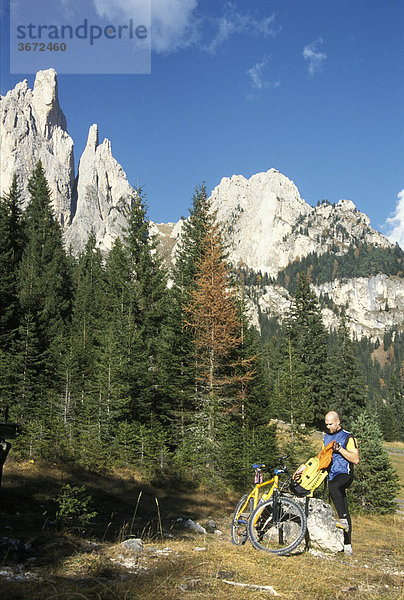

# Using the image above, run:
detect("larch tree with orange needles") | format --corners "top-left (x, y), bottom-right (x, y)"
top-left (184, 217), bottom-right (255, 409)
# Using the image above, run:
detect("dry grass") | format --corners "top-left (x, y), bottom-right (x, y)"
top-left (383, 442), bottom-right (404, 502)
top-left (1, 460), bottom-right (403, 600)
top-left (384, 442), bottom-right (404, 451)
top-left (1, 516), bottom-right (402, 600)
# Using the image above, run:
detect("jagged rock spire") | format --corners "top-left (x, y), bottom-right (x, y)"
top-left (0, 69), bottom-right (75, 227)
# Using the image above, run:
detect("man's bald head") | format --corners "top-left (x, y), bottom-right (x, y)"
top-left (325, 411), bottom-right (341, 434)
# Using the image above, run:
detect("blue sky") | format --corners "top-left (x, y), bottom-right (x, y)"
top-left (1, 0), bottom-right (403, 243)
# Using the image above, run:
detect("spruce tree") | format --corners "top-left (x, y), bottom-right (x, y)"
top-left (0, 175), bottom-right (25, 348)
top-left (350, 411), bottom-right (400, 514)
top-left (18, 162), bottom-right (72, 354)
top-left (103, 236), bottom-right (135, 425)
top-left (385, 373), bottom-right (404, 441)
top-left (121, 189), bottom-right (172, 423)
top-left (9, 312), bottom-right (43, 428)
top-left (10, 163), bottom-right (73, 455)
top-left (285, 273), bottom-right (330, 426)
top-left (169, 183), bottom-right (212, 423)
top-left (327, 316), bottom-right (367, 426)
top-left (68, 231), bottom-right (110, 465)
top-left (174, 182), bottom-right (211, 292)
top-left (0, 176), bottom-right (26, 421)
top-left (273, 338), bottom-right (313, 425)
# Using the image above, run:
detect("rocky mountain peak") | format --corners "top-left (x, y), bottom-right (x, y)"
top-left (206, 169), bottom-right (392, 276)
top-left (209, 169), bottom-right (311, 275)
top-left (0, 69), bottom-right (74, 226)
top-left (0, 70), bottom-right (133, 239)
top-left (2, 69), bottom-right (403, 342)
top-left (86, 123), bottom-right (99, 150)
top-left (32, 68), bottom-right (67, 137)
top-left (63, 123), bottom-right (134, 254)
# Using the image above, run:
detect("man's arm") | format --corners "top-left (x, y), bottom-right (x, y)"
top-left (334, 437), bottom-right (359, 464)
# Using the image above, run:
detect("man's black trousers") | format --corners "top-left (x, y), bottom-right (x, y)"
top-left (328, 473), bottom-right (353, 545)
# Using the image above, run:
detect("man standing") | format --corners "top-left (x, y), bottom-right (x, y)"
top-left (324, 410), bottom-right (359, 556)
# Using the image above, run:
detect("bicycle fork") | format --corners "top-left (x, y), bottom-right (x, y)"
top-left (255, 490), bottom-right (284, 544)
top-left (272, 490), bottom-right (284, 545)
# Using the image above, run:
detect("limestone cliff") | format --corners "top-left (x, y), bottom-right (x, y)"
top-left (209, 170), bottom-right (391, 276)
top-left (0, 69), bottom-right (74, 227)
top-left (2, 70), bottom-right (402, 341)
top-left (64, 124), bottom-right (133, 253)
top-left (1, 69), bottom-right (133, 246)
top-left (153, 172), bottom-right (400, 340)
top-left (246, 275), bottom-right (404, 340)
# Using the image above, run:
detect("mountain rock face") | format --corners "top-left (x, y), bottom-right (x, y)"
top-left (154, 172), bottom-right (399, 340)
top-left (2, 70), bottom-right (403, 341)
top-left (316, 275), bottom-right (404, 339)
top-left (246, 275), bottom-right (404, 340)
top-left (1, 69), bottom-right (133, 249)
top-left (210, 170), bottom-right (311, 275)
top-left (209, 170), bottom-right (391, 276)
top-left (0, 69), bottom-right (74, 226)
top-left (64, 124), bottom-right (133, 254)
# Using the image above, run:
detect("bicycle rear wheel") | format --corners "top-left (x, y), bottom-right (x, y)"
top-left (231, 494), bottom-right (254, 546)
top-left (247, 496), bottom-right (306, 555)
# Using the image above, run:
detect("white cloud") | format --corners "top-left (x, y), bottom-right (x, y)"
top-left (303, 38), bottom-right (327, 76)
top-left (151, 0), bottom-right (200, 53)
top-left (91, 0), bottom-right (199, 53)
top-left (205, 4), bottom-right (279, 54)
top-left (56, 1), bottom-right (279, 55)
top-left (384, 189), bottom-right (404, 249)
top-left (247, 57), bottom-right (280, 90)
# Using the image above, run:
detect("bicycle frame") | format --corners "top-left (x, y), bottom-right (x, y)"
top-left (236, 471), bottom-right (280, 516)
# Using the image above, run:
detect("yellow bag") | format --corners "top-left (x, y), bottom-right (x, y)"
top-left (291, 441), bottom-right (334, 497)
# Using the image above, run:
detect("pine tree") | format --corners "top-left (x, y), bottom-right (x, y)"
top-left (0, 175), bottom-right (25, 348)
top-left (327, 316), bottom-right (367, 426)
top-left (285, 273), bottom-right (330, 426)
top-left (120, 189), bottom-right (172, 423)
top-left (349, 411), bottom-right (400, 513)
top-left (18, 162), bottom-right (72, 354)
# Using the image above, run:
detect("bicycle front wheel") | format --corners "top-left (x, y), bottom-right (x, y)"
top-left (231, 494), bottom-right (254, 546)
top-left (247, 496), bottom-right (306, 555)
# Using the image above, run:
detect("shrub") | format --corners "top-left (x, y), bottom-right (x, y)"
top-left (56, 484), bottom-right (97, 530)
top-left (349, 411), bottom-right (400, 514)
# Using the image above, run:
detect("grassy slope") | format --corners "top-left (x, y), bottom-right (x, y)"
top-left (1, 459), bottom-right (403, 600)
top-left (384, 442), bottom-right (404, 474)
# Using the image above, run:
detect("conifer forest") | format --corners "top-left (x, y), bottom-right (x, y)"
top-left (0, 163), bottom-right (402, 509)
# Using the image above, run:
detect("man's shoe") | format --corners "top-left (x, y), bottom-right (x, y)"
top-left (336, 518), bottom-right (349, 532)
top-left (344, 544), bottom-right (353, 556)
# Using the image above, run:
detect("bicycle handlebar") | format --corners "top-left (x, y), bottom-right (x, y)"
top-left (252, 455), bottom-right (290, 474)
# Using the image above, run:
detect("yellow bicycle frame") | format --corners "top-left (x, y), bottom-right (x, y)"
top-left (237, 472), bottom-right (280, 517)
top-left (236, 469), bottom-right (314, 529)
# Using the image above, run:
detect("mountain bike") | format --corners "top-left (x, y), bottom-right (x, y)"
top-left (231, 457), bottom-right (307, 555)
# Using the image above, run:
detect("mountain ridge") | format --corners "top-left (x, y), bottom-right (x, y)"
top-left (1, 69), bottom-right (402, 341)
